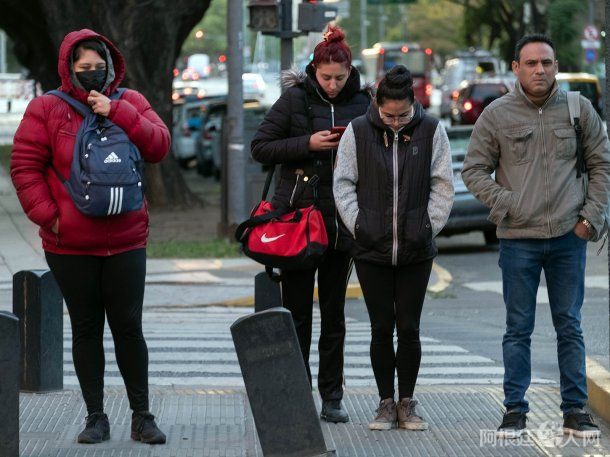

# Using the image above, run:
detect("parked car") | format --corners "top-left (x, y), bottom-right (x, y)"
top-left (441, 125), bottom-right (497, 244)
top-left (194, 98), bottom-right (267, 178)
top-left (172, 96), bottom-right (225, 167)
top-left (242, 73), bottom-right (267, 101)
top-left (450, 77), bottom-right (513, 125)
top-left (556, 72), bottom-right (603, 118)
top-left (440, 50), bottom-right (504, 118)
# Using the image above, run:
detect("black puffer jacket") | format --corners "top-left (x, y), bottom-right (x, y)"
top-left (251, 64), bottom-right (371, 250)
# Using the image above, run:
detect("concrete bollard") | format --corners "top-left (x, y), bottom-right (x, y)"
top-left (13, 270), bottom-right (63, 392)
top-left (254, 271), bottom-right (282, 312)
top-left (0, 311), bottom-right (20, 457)
top-left (231, 308), bottom-right (335, 457)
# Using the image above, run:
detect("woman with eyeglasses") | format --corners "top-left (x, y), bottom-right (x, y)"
top-left (333, 65), bottom-right (454, 431)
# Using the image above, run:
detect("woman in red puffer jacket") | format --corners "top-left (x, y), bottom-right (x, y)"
top-left (10, 29), bottom-right (169, 445)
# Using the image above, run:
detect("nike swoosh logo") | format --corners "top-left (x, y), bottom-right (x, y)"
top-left (261, 233), bottom-right (286, 243)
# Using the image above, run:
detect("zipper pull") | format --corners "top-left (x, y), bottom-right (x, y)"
top-left (539, 108), bottom-right (543, 115)
top-left (384, 131), bottom-right (389, 148)
top-left (289, 174), bottom-right (301, 206)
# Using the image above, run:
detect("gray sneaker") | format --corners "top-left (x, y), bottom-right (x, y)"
top-left (369, 398), bottom-right (397, 431)
top-left (397, 398), bottom-right (428, 431)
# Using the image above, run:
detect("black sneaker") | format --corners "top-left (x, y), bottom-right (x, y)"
top-left (131, 411), bottom-right (166, 444)
top-left (496, 410), bottom-right (527, 439)
top-left (77, 412), bottom-right (110, 444)
top-left (320, 400), bottom-right (349, 423)
top-left (563, 409), bottom-right (601, 439)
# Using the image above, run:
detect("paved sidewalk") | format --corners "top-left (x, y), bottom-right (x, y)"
top-left (19, 385), bottom-right (610, 457)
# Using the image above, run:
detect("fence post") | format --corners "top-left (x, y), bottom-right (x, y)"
top-left (231, 308), bottom-right (335, 457)
top-left (254, 271), bottom-right (282, 312)
top-left (0, 311), bottom-right (20, 457)
top-left (13, 270), bottom-right (63, 392)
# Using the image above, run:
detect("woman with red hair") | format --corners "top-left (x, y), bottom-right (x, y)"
top-left (252, 26), bottom-right (371, 423)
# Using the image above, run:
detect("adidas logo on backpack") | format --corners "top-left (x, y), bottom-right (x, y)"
top-left (104, 152), bottom-right (122, 163)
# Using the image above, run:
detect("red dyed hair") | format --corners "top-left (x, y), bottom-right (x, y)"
top-left (312, 25), bottom-right (352, 67)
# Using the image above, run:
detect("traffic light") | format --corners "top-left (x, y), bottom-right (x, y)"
top-left (248, 0), bottom-right (282, 34)
top-left (298, 1), bottom-right (338, 33)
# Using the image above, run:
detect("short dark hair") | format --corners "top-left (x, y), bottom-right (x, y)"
top-left (376, 65), bottom-right (414, 105)
top-left (72, 39), bottom-right (106, 63)
top-left (514, 34), bottom-right (555, 62)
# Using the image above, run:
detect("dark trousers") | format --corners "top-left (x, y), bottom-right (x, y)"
top-left (281, 248), bottom-right (352, 401)
top-left (355, 259), bottom-right (433, 400)
top-left (45, 249), bottom-right (149, 414)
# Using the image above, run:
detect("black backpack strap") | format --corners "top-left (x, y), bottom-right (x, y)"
top-left (46, 90), bottom-right (91, 118)
top-left (261, 166), bottom-right (275, 201)
top-left (567, 91), bottom-right (586, 178)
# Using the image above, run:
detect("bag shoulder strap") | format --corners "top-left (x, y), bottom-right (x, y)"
top-left (47, 88), bottom-right (126, 117)
top-left (567, 91), bottom-right (586, 178)
top-left (47, 90), bottom-right (91, 117)
top-left (567, 91), bottom-right (581, 126)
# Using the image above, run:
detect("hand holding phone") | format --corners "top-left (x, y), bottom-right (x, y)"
top-left (330, 126), bottom-right (347, 139)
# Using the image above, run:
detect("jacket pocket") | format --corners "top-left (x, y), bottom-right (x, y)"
top-left (354, 207), bottom-right (384, 248)
top-left (403, 207), bottom-right (432, 249)
top-left (503, 127), bottom-right (534, 164)
top-left (553, 127), bottom-right (577, 160)
top-left (488, 191), bottom-right (520, 226)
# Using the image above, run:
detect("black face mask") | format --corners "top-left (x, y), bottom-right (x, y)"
top-left (75, 69), bottom-right (106, 92)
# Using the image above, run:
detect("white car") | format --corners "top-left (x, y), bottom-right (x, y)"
top-left (242, 73), bottom-right (267, 101)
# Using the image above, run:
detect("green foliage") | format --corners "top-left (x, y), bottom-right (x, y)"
top-left (547, 0), bottom-right (586, 71)
top-left (147, 238), bottom-right (242, 258)
top-left (181, 0), bottom-right (228, 60)
top-left (338, 0), bottom-right (465, 58)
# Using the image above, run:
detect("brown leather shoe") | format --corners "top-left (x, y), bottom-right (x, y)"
top-left (368, 398), bottom-right (397, 431)
top-left (397, 398), bottom-right (428, 430)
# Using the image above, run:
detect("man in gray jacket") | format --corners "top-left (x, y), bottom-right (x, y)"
top-left (462, 34), bottom-right (610, 439)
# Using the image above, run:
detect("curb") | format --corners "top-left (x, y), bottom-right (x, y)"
top-left (207, 261), bottom-right (453, 307)
top-left (586, 357), bottom-right (610, 424)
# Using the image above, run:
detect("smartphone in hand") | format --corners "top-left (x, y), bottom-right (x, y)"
top-left (330, 125), bottom-right (347, 139)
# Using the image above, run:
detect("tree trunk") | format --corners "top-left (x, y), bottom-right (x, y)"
top-left (0, 0), bottom-right (212, 208)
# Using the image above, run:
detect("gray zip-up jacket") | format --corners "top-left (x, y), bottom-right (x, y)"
top-left (462, 81), bottom-right (610, 240)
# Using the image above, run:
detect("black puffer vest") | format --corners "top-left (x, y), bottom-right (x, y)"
top-left (251, 64), bottom-right (371, 251)
top-left (350, 102), bottom-right (439, 265)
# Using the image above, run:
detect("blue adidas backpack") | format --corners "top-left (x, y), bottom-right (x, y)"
top-left (48, 89), bottom-right (144, 217)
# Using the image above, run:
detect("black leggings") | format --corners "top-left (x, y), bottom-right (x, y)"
top-left (281, 248), bottom-right (352, 401)
top-left (355, 259), bottom-right (433, 400)
top-left (45, 249), bottom-right (149, 414)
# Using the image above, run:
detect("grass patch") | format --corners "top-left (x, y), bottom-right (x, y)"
top-left (147, 238), bottom-right (242, 258)
top-left (0, 144), bottom-right (11, 172)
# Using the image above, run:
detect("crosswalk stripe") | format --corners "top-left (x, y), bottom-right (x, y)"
top-left (60, 308), bottom-right (553, 387)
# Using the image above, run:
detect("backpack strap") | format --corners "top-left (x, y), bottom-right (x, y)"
top-left (567, 91), bottom-right (581, 125)
top-left (47, 88), bottom-right (126, 117)
top-left (567, 91), bottom-right (586, 178)
top-left (47, 90), bottom-right (91, 118)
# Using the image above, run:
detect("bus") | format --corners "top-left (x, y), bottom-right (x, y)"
top-left (362, 42), bottom-right (434, 108)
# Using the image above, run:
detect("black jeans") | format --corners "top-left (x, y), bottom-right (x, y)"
top-left (355, 259), bottom-right (433, 400)
top-left (45, 249), bottom-right (149, 414)
top-left (281, 248), bottom-right (352, 401)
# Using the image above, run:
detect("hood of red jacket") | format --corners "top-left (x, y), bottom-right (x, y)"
top-left (58, 29), bottom-right (125, 103)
